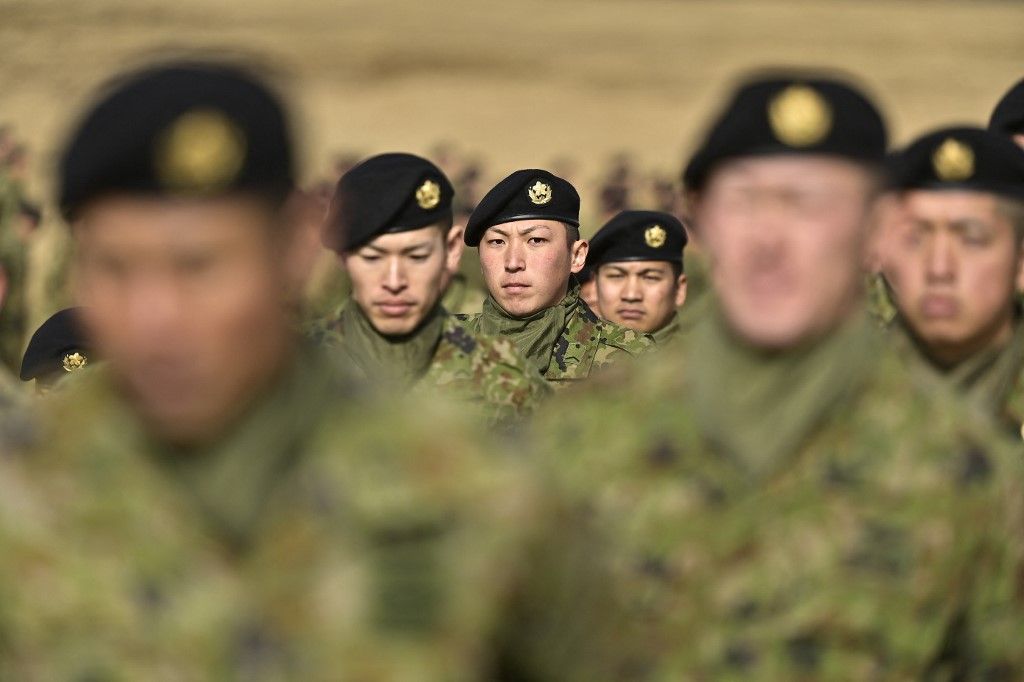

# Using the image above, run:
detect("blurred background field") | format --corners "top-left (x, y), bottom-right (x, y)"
top-left (0, 0), bottom-right (1022, 354)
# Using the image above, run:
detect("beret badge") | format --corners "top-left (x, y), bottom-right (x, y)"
top-left (768, 85), bottom-right (832, 148)
top-left (932, 138), bottom-right (975, 182)
top-left (156, 108), bottom-right (247, 193)
top-left (415, 178), bottom-right (442, 210)
top-left (644, 224), bottom-right (667, 248)
top-left (62, 352), bottom-right (87, 373)
top-left (527, 180), bottom-right (553, 205)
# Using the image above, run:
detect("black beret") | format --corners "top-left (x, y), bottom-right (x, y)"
top-left (322, 153), bottom-right (454, 253)
top-left (587, 210), bottom-right (687, 269)
top-left (683, 74), bottom-right (887, 191)
top-left (59, 60), bottom-right (295, 221)
top-left (889, 125), bottom-right (1024, 201)
top-left (464, 169), bottom-right (579, 246)
top-left (20, 308), bottom-right (91, 382)
top-left (990, 78), bottom-right (1024, 136)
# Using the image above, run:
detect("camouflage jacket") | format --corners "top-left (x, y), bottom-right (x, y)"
top-left (535, 309), bottom-right (1024, 679)
top-left (651, 313), bottom-right (682, 347)
top-left (455, 287), bottom-right (652, 389)
top-left (887, 314), bottom-right (1024, 442)
top-left (0, 347), bottom-right (613, 680)
top-left (309, 305), bottom-right (548, 424)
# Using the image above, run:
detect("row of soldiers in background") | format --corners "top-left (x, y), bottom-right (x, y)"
top-left (1, 55), bottom-right (1024, 679)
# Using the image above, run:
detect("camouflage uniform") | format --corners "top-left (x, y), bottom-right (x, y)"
top-left (455, 283), bottom-right (652, 389)
top-left (650, 312), bottom-right (682, 347)
top-left (309, 305), bottom-right (548, 424)
top-left (535, 304), bottom-right (1024, 678)
top-left (888, 313), bottom-right (1024, 442)
top-left (0, 346), bottom-right (613, 680)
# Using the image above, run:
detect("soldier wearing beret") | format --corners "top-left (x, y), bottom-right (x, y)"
top-left (19, 307), bottom-right (92, 393)
top-left (535, 74), bottom-right (1024, 676)
top-left (990, 77), bottom-right (1024, 149)
top-left (880, 126), bottom-right (1024, 438)
top-left (0, 60), bottom-right (610, 679)
top-left (311, 152), bottom-right (547, 424)
top-left (455, 169), bottom-right (652, 388)
top-left (586, 210), bottom-right (688, 346)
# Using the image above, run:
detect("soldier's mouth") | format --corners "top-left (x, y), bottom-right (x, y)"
top-left (617, 308), bottom-right (645, 320)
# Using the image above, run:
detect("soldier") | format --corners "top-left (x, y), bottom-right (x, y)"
top-left (0, 59), bottom-right (611, 680)
top-left (535, 74), bottom-right (1024, 677)
top-left (312, 152), bottom-right (547, 423)
top-left (455, 169), bottom-right (651, 388)
top-left (881, 126), bottom-right (1024, 438)
top-left (587, 210), bottom-right (688, 345)
top-left (19, 307), bottom-right (92, 393)
top-left (990, 76), bottom-right (1024, 149)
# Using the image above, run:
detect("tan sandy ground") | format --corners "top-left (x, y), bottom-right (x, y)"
top-left (1, 0), bottom-right (1022, 323)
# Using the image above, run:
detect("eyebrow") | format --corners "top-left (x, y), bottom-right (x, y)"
top-left (363, 240), bottom-right (436, 255)
top-left (489, 224), bottom-right (551, 238)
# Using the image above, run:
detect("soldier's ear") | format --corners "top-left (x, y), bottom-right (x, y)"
top-left (279, 189), bottom-right (322, 300)
top-left (444, 223), bottom-right (465, 275)
top-left (569, 239), bottom-right (589, 274)
top-left (674, 274), bottom-right (688, 308)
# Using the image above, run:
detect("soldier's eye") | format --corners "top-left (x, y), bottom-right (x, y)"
top-left (528, 237), bottom-right (548, 245)
top-left (486, 239), bottom-right (505, 247)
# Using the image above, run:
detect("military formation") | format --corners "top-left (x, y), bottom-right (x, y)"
top-left (0, 56), bottom-right (1022, 680)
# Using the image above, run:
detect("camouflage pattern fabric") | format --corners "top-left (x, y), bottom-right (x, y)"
top-left (0, 345), bottom-right (613, 680)
top-left (534, 306), bottom-right (1024, 679)
top-left (309, 305), bottom-right (548, 424)
top-left (887, 312), bottom-right (1024, 443)
top-left (650, 312), bottom-right (682, 348)
top-left (456, 284), bottom-right (652, 389)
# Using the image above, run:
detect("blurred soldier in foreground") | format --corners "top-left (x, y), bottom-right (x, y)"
top-left (456, 169), bottom-right (651, 388)
top-left (19, 307), bottom-right (92, 393)
top-left (311, 152), bottom-right (547, 423)
top-left (990, 77), bottom-right (1024, 149)
top-left (882, 126), bottom-right (1024, 438)
top-left (0, 60), bottom-right (612, 680)
top-left (536, 74), bottom-right (1024, 677)
top-left (587, 210), bottom-right (688, 346)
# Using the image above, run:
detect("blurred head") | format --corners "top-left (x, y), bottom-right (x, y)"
top-left (596, 261), bottom-right (686, 333)
top-left (58, 60), bottom-right (303, 445)
top-left (693, 156), bottom-right (879, 348)
top-left (72, 194), bottom-right (314, 446)
top-left (478, 219), bottom-right (587, 317)
top-left (883, 191), bottom-right (1024, 366)
top-left (343, 222), bottom-right (463, 335)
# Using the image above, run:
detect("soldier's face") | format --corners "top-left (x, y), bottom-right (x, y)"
top-left (882, 191), bottom-right (1022, 366)
top-left (696, 157), bottom-right (874, 349)
top-left (478, 220), bottom-right (588, 317)
top-left (342, 223), bottom-right (463, 336)
top-left (595, 261), bottom-right (686, 333)
top-left (73, 195), bottom-right (311, 446)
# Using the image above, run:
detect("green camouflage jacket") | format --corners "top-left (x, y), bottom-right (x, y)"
top-left (0, 347), bottom-right (613, 680)
top-left (309, 305), bottom-right (548, 424)
top-left (887, 314), bottom-right (1024, 442)
top-left (534, 308), bottom-right (1024, 679)
top-left (455, 288), bottom-right (652, 389)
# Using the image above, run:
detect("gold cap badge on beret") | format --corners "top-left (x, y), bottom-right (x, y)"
top-left (932, 138), bottom-right (975, 181)
top-left (644, 224), bottom-right (667, 248)
top-left (156, 108), bottom-right (247, 193)
top-left (415, 179), bottom-right (441, 210)
top-left (62, 351), bottom-right (87, 373)
top-left (768, 85), bottom-right (833, 148)
top-left (528, 180), bottom-right (553, 205)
